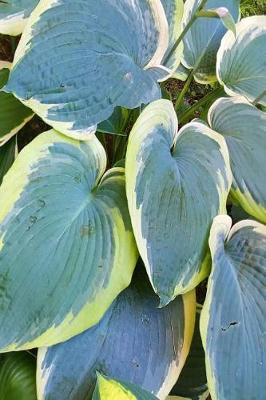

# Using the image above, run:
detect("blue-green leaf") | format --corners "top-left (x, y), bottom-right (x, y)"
top-left (0, 130), bottom-right (138, 351)
top-left (0, 0), bottom-right (39, 35)
top-left (5, 0), bottom-right (169, 139)
top-left (208, 96), bottom-right (266, 223)
top-left (161, 0), bottom-right (184, 72)
top-left (170, 306), bottom-right (208, 400)
top-left (0, 64), bottom-right (33, 145)
top-left (217, 16), bottom-right (266, 106)
top-left (0, 352), bottom-right (37, 400)
top-left (37, 269), bottom-right (196, 400)
top-left (182, 0), bottom-right (240, 84)
top-left (201, 215), bottom-right (266, 400)
top-left (93, 374), bottom-right (158, 400)
top-left (126, 99), bottom-right (232, 303)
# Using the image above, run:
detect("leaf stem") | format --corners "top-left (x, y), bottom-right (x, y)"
top-left (174, 68), bottom-right (195, 111)
top-left (164, 0), bottom-right (209, 64)
top-left (175, 13), bottom-right (226, 113)
top-left (178, 86), bottom-right (224, 125)
top-left (97, 128), bottom-right (126, 137)
top-left (252, 90), bottom-right (266, 106)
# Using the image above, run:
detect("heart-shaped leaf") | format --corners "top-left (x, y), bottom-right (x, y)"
top-left (37, 268), bottom-right (196, 400)
top-left (93, 374), bottom-right (158, 400)
top-left (208, 96), bottom-right (266, 223)
top-left (126, 99), bottom-right (232, 304)
top-left (5, 0), bottom-right (169, 139)
top-left (182, 0), bottom-right (240, 84)
top-left (217, 16), bottom-right (266, 106)
top-left (0, 64), bottom-right (33, 145)
top-left (0, 130), bottom-right (138, 351)
top-left (0, 0), bottom-right (38, 35)
top-left (201, 215), bottom-right (266, 400)
top-left (0, 136), bottom-right (16, 185)
top-left (0, 352), bottom-right (37, 400)
top-left (170, 306), bottom-right (208, 400)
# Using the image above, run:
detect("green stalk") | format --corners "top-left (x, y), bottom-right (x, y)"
top-left (174, 68), bottom-right (195, 111)
top-left (175, 47), bottom-right (208, 112)
top-left (164, 0), bottom-right (208, 65)
top-left (253, 90), bottom-right (266, 106)
top-left (175, 12), bottom-right (226, 113)
top-left (179, 86), bottom-right (223, 125)
top-left (97, 128), bottom-right (126, 137)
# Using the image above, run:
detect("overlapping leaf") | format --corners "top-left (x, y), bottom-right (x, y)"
top-left (161, 0), bottom-right (184, 71)
top-left (0, 0), bottom-right (39, 35)
top-left (217, 16), bottom-right (266, 105)
top-left (182, 0), bottom-right (240, 83)
top-left (0, 63), bottom-right (33, 145)
top-left (0, 352), bottom-right (37, 399)
top-left (5, 0), bottom-right (170, 139)
top-left (126, 99), bottom-right (232, 303)
top-left (92, 374), bottom-right (158, 400)
top-left (0, 130), bottom-right (138, 351)
top-left (37, 269), bottom-right (196, 400)
top-left (170, 306), bottom-right (208, 400)
top-left (201, 215), bottom-right (266, 400)
top-left (209, 96), bottom-right (266, 223)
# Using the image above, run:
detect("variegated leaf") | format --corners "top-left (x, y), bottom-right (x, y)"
top-left (5, 0), bottom-right (169, 139)
top-left (0, 0), bottom-right (39, 35)
top-left (201, 215), bottom-right (266, 400)
top-left (37, 269), bottom-right (196, 400)
top-left (182, 0), bottom-right (240, 84)
top-left (92, 374), bottom-right (158, 400)
top-left (217, 16), bottom-right (266, 106)
top-left (161, 0), bottom-right (184, 72)
top-left (126, 99), bottom-right (232, 303)
top-left (0, 130), bottom-right (138, 351)
top-left (208, 96), bottom-right (266, 223)
top-left (170, 306), bottom-right (208, 400)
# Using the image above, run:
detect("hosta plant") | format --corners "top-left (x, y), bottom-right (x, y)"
top-left (0, 0), bottom-right (265, 399)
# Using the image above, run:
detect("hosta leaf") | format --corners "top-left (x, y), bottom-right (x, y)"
top-left (182, 0), bottom-right (240, 84)
top-left (217, 16), bottom-right (266, 106)
top-left (0, 136), bottom-right (16, 185)
top-left (37, 268), bottom-right (196, 400)
top-left (208, 96), bottom-right (266, 223)
top-left (0, 352), bottom-right (37, 400)
top-left (201, 215), bottom-right (266, 400)
top-left (126, 99), bottom-right (232, 303)
top-left (0, 64), bottom-right (33, 145)
top-left (0, 130), bottom-right (138, 351)
top-left (92, 374), bottom-right (158, 400)
top-left (5, 0), bottom-right (169, 139)
top-left (0, 0), bottom-right (38, 35)
top-left (170, 306), bottom-right (208, 400)
top-left (161, 0), bottom-right (184, 72)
